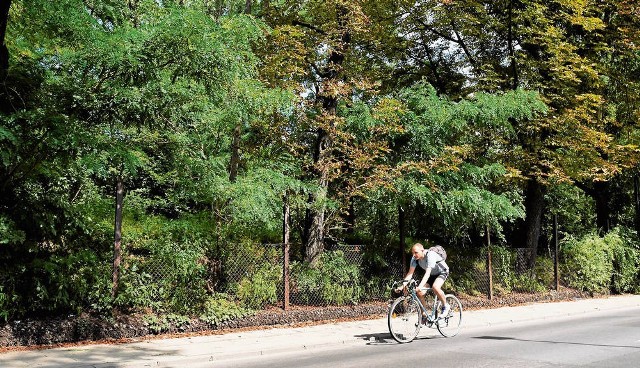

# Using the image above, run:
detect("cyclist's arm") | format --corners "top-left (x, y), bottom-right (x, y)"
top-left (395, 267), bottom-right (416, 292)
top-left (418, 267), bottom-right (432, 289)
top-left (403, 266), bottom-right (416, 281)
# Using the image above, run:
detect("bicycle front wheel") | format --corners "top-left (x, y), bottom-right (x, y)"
top-left (388, 296), bottom-right (422, 343)
top-left (436, 294), bottom-right (462, 337)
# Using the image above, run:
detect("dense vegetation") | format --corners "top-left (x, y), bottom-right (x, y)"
top-left (1, 0), bottom-right (639, 322)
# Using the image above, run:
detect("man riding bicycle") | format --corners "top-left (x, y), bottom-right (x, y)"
top-left (400, 243), bottom-right (450, 322)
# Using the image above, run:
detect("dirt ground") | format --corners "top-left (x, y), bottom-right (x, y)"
top-left (0, 287), bottom-right (591, 351)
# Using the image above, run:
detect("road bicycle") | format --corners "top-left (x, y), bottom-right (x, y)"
top-left (388, 279), bottom-right (462, 343)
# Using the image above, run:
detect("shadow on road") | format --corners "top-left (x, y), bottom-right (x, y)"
top-left (354, 332), bottom-right (440, 345)
top-left (474, 335), bottom-right (640, 349)
top-left (353, 332), bottom-right (396, 345)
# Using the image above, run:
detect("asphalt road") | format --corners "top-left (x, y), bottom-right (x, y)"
top-left (215, 306), bottom-right (640, 368)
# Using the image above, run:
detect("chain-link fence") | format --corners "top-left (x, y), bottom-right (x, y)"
top-left (219, 244), bottom-right (401, 308)
top-left (123, 243), bottom-right (561, 312)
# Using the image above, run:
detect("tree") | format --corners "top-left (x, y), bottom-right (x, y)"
top-left (1, 0), bottom-right (292, 314)
top-left (262, 0), bottom-right (378, 264)
top-left (388, 0), bottom-right (640, 265)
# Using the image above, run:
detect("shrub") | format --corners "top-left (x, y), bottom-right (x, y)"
top-left (200, 294), bottom-right (252, 326)
top-left (23, 249), bottom-right (112, 316)
top-left (561, 230), bottom-right (640, 294)
top-left (143, 313), bottom-right (191, 334)
top-left (291, 250), bottom-right (362, 305)
top-left (236, 264), bottom-right (281, 309)
top-left (117, 239), bottom-right (209, 314)
top-left (609, 229), bottom-right (640, 293)
top-left (560, 233), bottom-right (614, 294)
top-left (532, 256), bottom-right (555, 290)
top-left (0, 286), bottom-right (16, 321)
top-left (482, 245), bottom-right (516, 292)
top-left (222, 241), bottom-right (282, 309)
top-left (445, 250), bottom-right (485, 296)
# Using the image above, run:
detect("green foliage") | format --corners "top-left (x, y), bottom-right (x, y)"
top-left (559, 230), bottom-right (637, 294)
top-left (2, 0), bottom-right (640, 323)
top-left (544, 184), bottom-right (596, 242)
top-left (485, 245), bottom-right (516, 291)
top-left (0, 216), bottom-right (25, 245)
top-left (236, 264), bottom-right (282, 309)
top-left (113, 213), bottom-right (217, 314)
top-left (367, 84), bottom-right (546, 244)
top-left (609, 228), bottom-right (640, 293)
top-left (0, 286), bottom-right (17, 321)
top-left (143, 313), bottom-right (191, 335)
top-left (292, 251), bottom-right (362, 305)
top-left (222, 241), bottom-right (282, 309)
top-left (117, 236), bottom-right (209, 314)
top-left (200, 294), bottom-right (252, 326)
top-left (460, 246), bottom-right (552, 294)
top-left (1, 249), bottom-right (112, 318)
top-left (531, 257), bottom-right (555, 291)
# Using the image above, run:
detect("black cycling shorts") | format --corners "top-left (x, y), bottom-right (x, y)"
top-left (426, 271), bottom-right (449, 287)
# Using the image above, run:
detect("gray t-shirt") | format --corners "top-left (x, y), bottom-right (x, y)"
top-left (410, 249), bottom-right (449, 275)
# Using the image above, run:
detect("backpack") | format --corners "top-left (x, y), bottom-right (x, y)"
top-left (428, 245), bottom-right (447, 261)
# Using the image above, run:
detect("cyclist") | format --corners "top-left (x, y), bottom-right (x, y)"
top-left (400, 242), bottom-right (450, 322)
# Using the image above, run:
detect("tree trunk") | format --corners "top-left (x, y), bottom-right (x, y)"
top-left (345, 197), bottom-right (355, 236)
top-left (520, 178), bottom-right (545, 269)
top-left (305, 128), bottom-right (330, 265)
top-left (635, 175), bottom-right (640, 235)
top-left (112, 176), bottom-right (124, 298)
top-left (592, 181), bottom-right (611, 234)
top-left (576, 180), bottom-right (612, 235)
top-left (303, 7), bottom-right (350, 266)
top-left (0, 0), bottom-right (11, 80)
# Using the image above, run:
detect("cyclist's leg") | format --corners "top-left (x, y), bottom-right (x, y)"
top-left (415, 288), bottom-right (428, 316)
top-left (431, 274), bottom-right (448, 309)
top-left (417, 274), bottom-right (438, 315)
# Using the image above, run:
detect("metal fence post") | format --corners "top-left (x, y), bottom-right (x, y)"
top-left (399, 206), bottom-right (406, 274)
top-left (283, 193), bottom-right (291, 310)
top-left (554, 214), bottom-right (559, 291)
top-left (487, 226), bottom-right (493, 300)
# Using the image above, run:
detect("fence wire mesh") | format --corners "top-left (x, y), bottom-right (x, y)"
top-left (123, 243), bottom-right (561, 312)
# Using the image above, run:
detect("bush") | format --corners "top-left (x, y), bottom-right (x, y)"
top-left (30, 249), bottom-right (112, 316)
top-left (456, 246), bottom-right (551, 295)
top-left (560, 229), bottom-right (640, 294)
top-left (222, 241), bottom-right (282, 309)
top-left (236, 264), bottom-right (281, 309)
top-left (200, 294), bottom-right (252, 326)
top-left (561, 232), bottom-right (615, 294)
top-left (531, 256), bottom-right (555, 290)
top-left (609, 229), bottom-right (640, 293)
top-left (117, 239), bottom-right (209, 314)
top-left (291, 251), bottom-right (362, 305)
top-left (0, 286), bottom-right (16, 321)
top-left (449, 258), bottom-right (485, 296)
top-left (483, 245), bottom-right (516, 292)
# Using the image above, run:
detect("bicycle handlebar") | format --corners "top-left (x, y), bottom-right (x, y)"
top-left (392, 279), bottom-right (416, 290)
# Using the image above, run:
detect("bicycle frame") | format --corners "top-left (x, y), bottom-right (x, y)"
top-left (403, 281), bottom-right (440, 326)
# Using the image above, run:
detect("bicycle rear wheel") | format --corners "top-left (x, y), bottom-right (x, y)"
top-left (436, 294), bottom-right (462, 337)
top-left (388, 296), bottom-right (421, 343)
